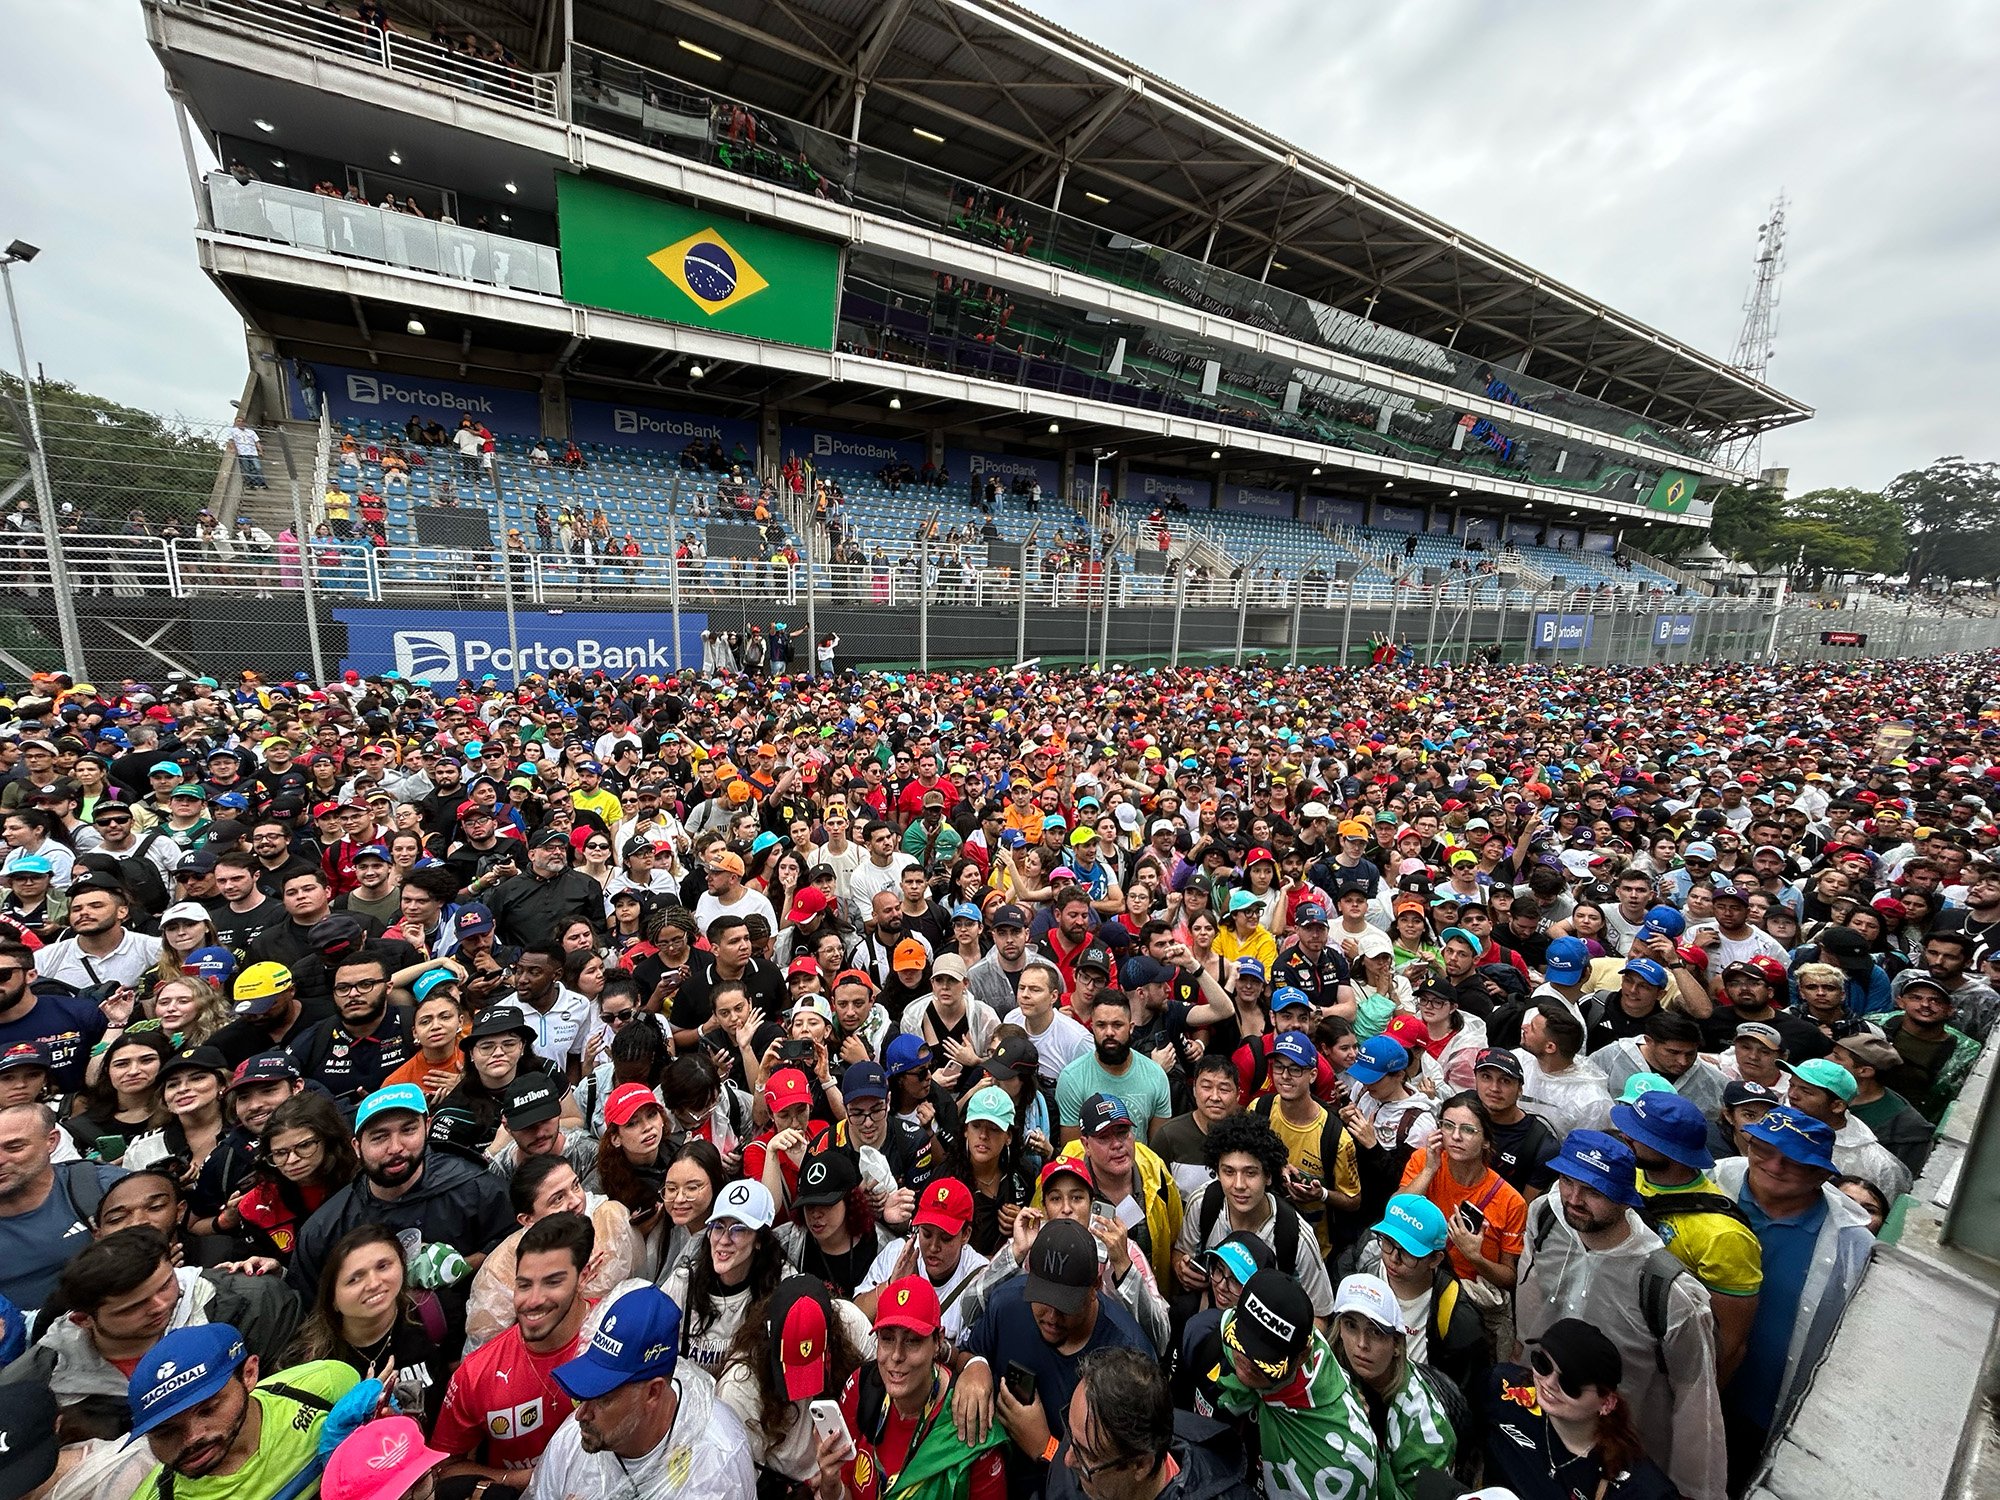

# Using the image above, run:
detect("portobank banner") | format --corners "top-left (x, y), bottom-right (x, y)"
top-left (292, 363), bottom-right (543, 432)
top-left (337, 608), bottom-right (708, 682)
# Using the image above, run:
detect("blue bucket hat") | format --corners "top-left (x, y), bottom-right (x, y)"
top-left (1611, 1089), bottom-right (1714, 1170)
top-left (1549, 1129), bottom-right (1641, 1207)
top-left (1740, 1106), bottom-right (1836, 1173)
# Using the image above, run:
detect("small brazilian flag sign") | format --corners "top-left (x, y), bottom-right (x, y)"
top-left (1647, 469), bottom-right (1699, 514)
top-left (556, 175), bottom-right (841, 349)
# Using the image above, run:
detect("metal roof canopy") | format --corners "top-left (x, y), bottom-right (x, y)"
top-left (557, 0), bottom-right (1808, 443)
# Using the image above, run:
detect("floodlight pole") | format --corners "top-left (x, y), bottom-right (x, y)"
top-left (1, 251), bottom-right (86, 680)
top-left (1233, 549), bottom-right (1266, 665)
top-left (801, 478), bottom-right (816, 679)
top-left (1016, 522), bottom-right (1039, 666)
top-left (1096, 524), bottom-right (1119, 671)
top-left (269, 430), bottom-right (327, 685)
top-left (1286, 572), bottom-right (1305, 668)
top-left (1169, 555), bottom-right (1189, 667)
top-left (667, 477), bottom-right (684, 673)
top-left (917, 510), bottom-right (934, 672)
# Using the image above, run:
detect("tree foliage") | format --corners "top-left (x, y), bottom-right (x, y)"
top-left (1885, 456), bottom-right (2000, 584)
top-left (0, 376), bottom-right (222, 528)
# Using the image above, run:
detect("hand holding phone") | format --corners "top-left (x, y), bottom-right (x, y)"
top-left (809, 1399), bottom-right (855, 1461)
top-left (1003, 1361), bottom-right (1038, 1405)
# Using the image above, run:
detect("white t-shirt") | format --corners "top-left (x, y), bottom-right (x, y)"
top-left (1001, 1007), bottom-right (1093, 1088)
top-left (858, 1236), bottom-right (989, 1339)
top-left (693, 886), bottom-right (778, 937)
top-left (33, 930), bottom-right (155, 990)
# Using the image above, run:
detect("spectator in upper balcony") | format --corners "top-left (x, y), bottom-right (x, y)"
top-left (221, 414), bottom-right (269, 490)
top-left (226, 160), bottom-right (258, 187)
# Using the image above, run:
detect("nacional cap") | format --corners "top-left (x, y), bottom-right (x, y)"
top-left (354, 1083), bottom-right (428, 1131)
top-left (553, 1285), bottom-right (683, 1400)
top-left (1023, 1219), bottom-right (1097, 1314)
top-left (1346, 1035), bottom-right (1409, 1086)
top-left (1543, 936), bottom-right (1591, 985)
top-left (1549, 1129), bottom-right (1641, 1206)
top-left (1271, 1031), bottom-right (1319, 1071)
top-left (128, 1323), bottom-right (249, 1436)
top-left (1610, 1089), bottom-right (1714, 1170)
top-left (1621, 957), bottom-right (1670, 988)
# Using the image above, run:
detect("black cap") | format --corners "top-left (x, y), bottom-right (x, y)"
top-left (1073, 946), bottom-right (1113, 977)
top-left (501, 1075), bottom-right (563, 1128)
top-left (1024, 1219), bottom-right (1098, 1314)
top-left (1471, 1047), bottom-right (1524, 1082)
top-left (159, 1044), bottom-right (229, 1081)
top-left (465, 1003), bottom-right (536, 1046)
top-left (66, 874), bottom-right (131, 901)
top-left (311, 914), bottom-right (367, 961)
top-left (979, 1033), bottom-right (1041, 1084)
top-left (426, 1103), bottom-right (493, 1162)
top-left (0, 1383), bottom-right (60, 1500)
top-left (1119, 955), bottom-right (1172, 988)
top-left (792, 1146), bottom-right (860, 1208)
top-left (175, 850), bottom-right (218, 875)
top-left (529, 828), bottom-right (569, 849)
top-left (1230, 1269), bottom-right (1314, 1365)
top-left (1533, 1317), bottom-right (1624, 1394)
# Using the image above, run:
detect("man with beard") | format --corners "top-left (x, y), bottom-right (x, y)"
top-left (1055, 990), bottom-right (1173, 1146)
top-left (285, 949), bottom-right (411, 1115)
top-left (208, 852), bottom-right (285, 954)
top-left (488, 830), bottom-right (604, 951)
top-left (435, 1211), bottom-right (604, 1488)
top-left (125, 1321), bottom-right (357, 1500)
top-left (286, 1081), bottom-right (512, 1299)
top-left (530, 1284), bottom-right (753, 1500)
top-left (0, 938), bottom-right (116, 1092)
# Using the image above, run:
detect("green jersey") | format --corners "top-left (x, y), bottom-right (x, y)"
top-left (1371, 1361), bottom-right (1458, 1500)
top-left (1215, 1321), bottom-right (1379, 1500)
top-left (133, 1360), bottom-right (358, 1500)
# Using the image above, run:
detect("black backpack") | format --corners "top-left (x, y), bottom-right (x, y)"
top-left (1195, 1176), bottom-right (1304, 1274)
top-left (114, 830), bottom-right (170, 915)
top-left (1528, 1196), bottom-right (1690, 1371)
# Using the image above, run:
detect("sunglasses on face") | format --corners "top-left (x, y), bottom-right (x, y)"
top-left (1529, 1346), bottom-right (1586, 1398)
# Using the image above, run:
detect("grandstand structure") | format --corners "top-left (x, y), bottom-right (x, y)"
top-left (133, 0), bottom-right (1810, 611)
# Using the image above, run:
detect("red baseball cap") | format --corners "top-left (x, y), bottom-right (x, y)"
top-left (786, 955), bottom-right (821, 980)
top-left (873, 1275), bottom-right (941, 1336)
top-left (1244, 845), bottom-right (1276, 867)
top-left (765, 1067), bottom-right (813, 1114)
top-left (1038, 1157), bottom-right (1092, 1194)
top-left (604, 1082), bottom-right (661, 1128)
top-left (769, 1280), bottom-right (834, 1402)
top-left (912, 1177), bottom-right (973, 1234)
top-left (310, 801), bottom-right (342, 819)
top-left (786, 887), bottom-right (832, 924)
top-left (1382, 1013), bottom-right (1428, 1050)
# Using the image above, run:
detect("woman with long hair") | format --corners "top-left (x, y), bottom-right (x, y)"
top-left (65, 1025), bottom-right (171, 1161)
top-left (1399, 1091), bottom-right (1525, 1346)
top-left (562, 947), bottom-right (610, 1010)
top-left (1330, 1272), bottom-right (1460, 1490)
top-left (554, 913), bottom-right (600, 959)
top-left (124, 1046), bottom-right (229, 1176)
top-left (774, 1145), bottom-right (891, 1292)
top-left (1389, 894), bottom-right (1441, 974)
top-left (146, 975), bottom-right (230, 1050)
top-left (931, 1085), bottom-right (1032, 1257)
top-left (661, 1138), bottom-right (728, 1279)
top-left (585, 1082), bottom-right (671, 1276)
top-left (1183, 906), bottom-right (1227, 989)
top-left (573, 828), bottom-right (616, 890)
top-left (463, 1154), bottom-right (644, 1350)
top-left (1413, 985), bottom-right (1490, 1092)
top-left (221, 1090), bottom-right (358, 1262)
top-left (1482, 1318), bottom-right (1673, 1500)
top-left (378, 972), bottom-right (469, 1102)
top-left (1348, 930), bottom-right (1408, 1039)
top-left (282, 1224), bottom-right (450, 1421)
top-left (143, 903), bottom-right (221, 991)
top-left (766, 849), bottom-right (807, 936)
top-left (387, 828), bottom-right (426, 876)
top-left (662, 1177), bottom-right (792, 1375)
top-left (717, 1275), bottom-right (869, 1487)
top-left (437, 1005), bottom-right (548, 1149)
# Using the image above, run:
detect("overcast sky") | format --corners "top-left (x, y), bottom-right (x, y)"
top-left (3, 0), bottom-right (1995, 497)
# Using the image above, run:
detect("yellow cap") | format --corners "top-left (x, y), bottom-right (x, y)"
top-left (234, 962), bottom-right (295, 1001)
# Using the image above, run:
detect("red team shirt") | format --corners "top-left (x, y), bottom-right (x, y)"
top-left (432, 1315), bottom-right (592, 1468)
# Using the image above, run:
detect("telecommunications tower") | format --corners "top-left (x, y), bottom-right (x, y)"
top-left (1721, 193), bottom-right (1788, 476)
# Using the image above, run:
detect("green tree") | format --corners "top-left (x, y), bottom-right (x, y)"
top-left (1783, 487), bottom-right (1906, 576)
top-left (1705, 479), bottom-right (1787, 562)
top-left (0, 376), bottom-right (223, 529)
top-left (1885, 457), bottom-right (2000, 584)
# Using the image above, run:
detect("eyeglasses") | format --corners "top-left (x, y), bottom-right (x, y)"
top-left (600, 1009), bottom-right (636, 1026)
top-left (706, 1220), bottom-right (754, 1241)
top-left (267, 1140), bottom-right (321, 1164)
top-left (1529, 1346), bottom-right (1584, 1398)
top-left (1066, 1442), bottom-right (1141, 1483)
top-left (332, 979), bottom-right (387, 996)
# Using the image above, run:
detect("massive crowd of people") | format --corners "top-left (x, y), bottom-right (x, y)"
top-left (0, 647), bottom-right (1989, 1500)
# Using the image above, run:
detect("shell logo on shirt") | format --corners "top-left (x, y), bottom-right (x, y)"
top-left (485, 1399), bottom-right (543, 1437)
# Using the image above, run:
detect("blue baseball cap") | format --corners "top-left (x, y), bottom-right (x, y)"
top-left (554, 1286), bottom-right (682, 1399)
top-left (1611, 1089), bottom-right (1714, 1170)
top-left (1235, 956), bottom-right (1268, 982)
top-left (950, 901), bottom-right (983, 923)
top-left (840, 1061), bottom-right (888, 1100)
top-left (354, 1083), bottom-right (428, 1130)
top-left (1295, 903), bottom-right (1330, 925)
top-left (883, 1034), bottom-right (931, 1078)
top-left (1373, 1194), bottom-right (1450, 1257)
top-left (1543, 936), bottom-right (1590, 985)
top-left (5, 854), bottom-right (53, 877)
top-left (211, 792), bottom-right (250, 812)
top-left (1621, 957), bottom-right (1669, 988)
top-left (128, 1323), bottom-right (248, 1436)
top-left (453, 903), bottom-right (496, 937)
top-left (1271, 985), bottom-right (1312, 1013)
top-left (185, 946), bottom-right (238, 984)
top-left (354, 843), bottom-right (392, 864)
top-left (1346, 1035), bottom-right (1409, 1086)
top-left (411, 969), bottom-right (459, 1003)
top-left (1079, 1092), bottom-right (1133, 1135)
top-left (1740, 1106), bottom-right (1837, 1173)
top-left (1550, 1129), bottom-right (1642, 1207)
top-left (1637, 905), bottom-right (1687, 940)
top-left (1271, 1031), bottom-right (1319, 1071)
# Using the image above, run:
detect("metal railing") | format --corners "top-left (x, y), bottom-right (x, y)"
top-left (162, 0), bottom-right (560, 116)
top-left (205, 175), bottom-right (562, 296)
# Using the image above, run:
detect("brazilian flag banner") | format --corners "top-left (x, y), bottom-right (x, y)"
top-left (557, 175), bottom-right (841, 350)
top-left (1647, 469), bottom-right (1699, 513)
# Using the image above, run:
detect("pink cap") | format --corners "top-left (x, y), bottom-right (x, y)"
top-left (323, 1418), bottom-right (448, 1500)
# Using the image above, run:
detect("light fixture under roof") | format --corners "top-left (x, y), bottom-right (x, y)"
top-left (1311, 467), bottom-right (1321, 476)
top-left (503, 181), bottom-right (517, 195)
top-left (689, 364), bottom-right (704, 380)
top-left (1271, 260), bottom-right (1289, 271)
top-left (912, 126), bottom-right (945, 144)
top-left (388, 150), bottom-right (402, 165)
top-left (1083, 191), bottom-right (1110, 205)
top-left (677, 38), bottom-right (723, 62)
top-left (1047, 421), bottom-right (1059, 433)
top-left (1383, 480), bottom-right (1394, 488)
top-left (270, 159), bottom-right (285, 169)
top-left (1448, 489), bottom-right (1458, 497)
top-left (889, 396), bottom-right (902, 410)
top-left (405, 318), bottom-right (426, 336)
top-left (253, 118), bottom-right (275, 133)
top-left (498, 212), bottom-right (511, 223)
top-left (1209, 449), bottom-right (1221, 460)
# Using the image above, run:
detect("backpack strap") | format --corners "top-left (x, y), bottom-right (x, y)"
top-left (1197, 1180), bottom-right (1223, 1247)
top-left (56, 1161), bottom-right (105, 1227)
top-left (1637, 1249), bottom-right (1691, 1374)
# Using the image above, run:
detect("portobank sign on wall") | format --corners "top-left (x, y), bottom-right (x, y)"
top-left (338, 610), bottom-right (708, 682)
